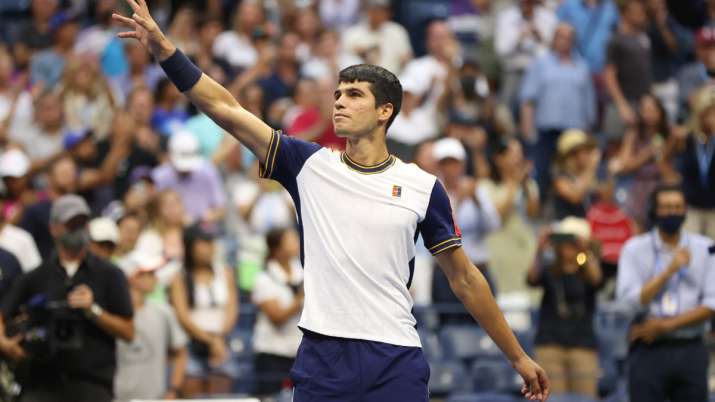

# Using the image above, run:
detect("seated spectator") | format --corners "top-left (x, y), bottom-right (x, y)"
top-left (0, 194), bottom-right (41, 273)
top-left (29, 11), bottom-right (80, 89)
top-left (115, 250), bottom-right (188, 402)
top-left (553, 129), bottom-right (600, 219)
top-left (252, 228), bottom-right (304, 396)
top-left (169, 223), bottom-right (239, 397)
top-left (88, 217), bottom-right (119, 260)
top-left (527, 217), bottom-right (602, 398)
top-left (151, 78), bottom-right (188, 137)
top-left (152, 131), bottom-right (226, 224)
top-left (610, 94), bottom-right (672, 229)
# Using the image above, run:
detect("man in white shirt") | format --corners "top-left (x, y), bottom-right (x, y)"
top-left (112, 3), bottom-right (550, 400)
top-left (0, 195), bottom-right (41, 272)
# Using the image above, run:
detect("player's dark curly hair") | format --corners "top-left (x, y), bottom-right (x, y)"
top-left (338, 64), bottom-right (403, 130)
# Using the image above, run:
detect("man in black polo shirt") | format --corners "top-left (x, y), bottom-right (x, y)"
top-left (0, 194), bottom-right (134, 402)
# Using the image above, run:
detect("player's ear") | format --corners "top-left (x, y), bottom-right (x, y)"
top-left (377, 102), bottom-right (394, 126)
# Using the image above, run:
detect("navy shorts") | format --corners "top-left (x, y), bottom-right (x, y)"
top-left (290, 330), bottom-right (430, 402)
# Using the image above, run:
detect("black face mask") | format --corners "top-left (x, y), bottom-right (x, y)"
top-left (655, 214), bottom-right (686, 235)
top-left (58, 229), bottom-right (90, 256)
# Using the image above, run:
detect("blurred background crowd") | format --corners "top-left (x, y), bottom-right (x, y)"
top-left (0, 0), bottom-right (714, 401)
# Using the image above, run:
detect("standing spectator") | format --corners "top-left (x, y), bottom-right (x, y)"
top-left (169, 223), bottom-right (239, 397)
top-left (151, 78), bottom-right (188, 137)
top-left (617, 185), bottom-right (715, 402)
top-left (211, 1), bottom-right (264, 71)
top-left (447, 0), bottom-right (500, 82)
top-left (520, 22), bottom-right (596, 195)
top-left (301, 30), bottom-right (362, 81)
top-left (553, 129), bottom-right (601, 219)
top-left (610, 94), bottom-right (672, 229)
top-left (0, 195), bottom-right (41, 273)
top-left (527, 217), bottom-right (602, 398)
top-left (252, 228), bottom-right (304, 396)
top-left (257, 32), bottom-right (301, 111)
top-left (114, 250), bottom-right (188, 402)
top-left (342, 0), bottom-right (413, 75)
top-left (646, 0), bottom-right (693, 120)
top-left (556, 0), bottom-right (620, 74)
top-left (495, 0), bottom-right (557, 110)
top-left (603, 0), bottom-right (652, 141)
top-left (431, 138), bottom-right (500, 324)
top-left (676, 27), bottom-right (715, 122)
top-left (672, 86), bottom-right (715, 240)
top-left (389, 20), bottom-right (458, 160)
top-left (0, 195), bottom-right (134, 402)
top-left (152, 131), bottom-right (226, 224)
top-left (30, 11), bottom-right (80, 89)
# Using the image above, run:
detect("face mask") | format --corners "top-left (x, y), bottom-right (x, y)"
top-left (58, 229), bottom-right (90, 256)
top-left (655, 214), bottom-right (686, 235)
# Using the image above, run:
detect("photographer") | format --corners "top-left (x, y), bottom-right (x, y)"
top-left (0, 195), bottom-right (134, 402)
top-left (252, 228), bottom-right (304, 396)
top-left (527, 216), bottom-right (602, 398)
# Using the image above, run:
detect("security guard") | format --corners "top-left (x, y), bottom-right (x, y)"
top-left (617, 184), bottom-right (715, 402)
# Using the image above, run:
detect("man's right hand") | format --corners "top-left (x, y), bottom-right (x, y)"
top-left (0, 335), bottom-right (26, 361)
top-left (112, 0), bottom-right (176, 61)
top-left (669, 248), bottom-right (691, 274)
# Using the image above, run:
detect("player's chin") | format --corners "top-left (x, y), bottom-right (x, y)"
top-left (334, 126), bottom-right (353, 138)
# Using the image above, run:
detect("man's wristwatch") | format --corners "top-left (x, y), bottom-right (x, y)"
top-left (86, 303), bottom-right (104, 320)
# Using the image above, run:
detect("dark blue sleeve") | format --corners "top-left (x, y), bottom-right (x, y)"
top-left (0, 248), bottom-right (22, 305)
top-left (418, 180), bottom-right (462, 256)
top-left (259, 130), bottom-right (321, 188)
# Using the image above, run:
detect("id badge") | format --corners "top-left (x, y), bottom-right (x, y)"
top-left (661, 291), bottom-right (678, 316)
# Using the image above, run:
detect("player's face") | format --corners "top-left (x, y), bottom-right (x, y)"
top-left (333, 81), bottom-right (392, 137)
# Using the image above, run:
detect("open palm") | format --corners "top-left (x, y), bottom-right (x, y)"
top-left (112, 0), bottom-right (173, 60)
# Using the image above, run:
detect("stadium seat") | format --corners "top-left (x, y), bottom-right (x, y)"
top-left (428, 361), bottom-right (469, 396)
top-left (440, 326), bottom-right (502, 362)
top-left (418, 329), bottom-right (445, 363)
top-left (470, 359), bottom-right (517, 393)
top-left (413, 305), bottom-right (440, 331)
top-left (446, 392), bottom-right (520, 402)
top-left (547, 394), bottom-right (598, 402)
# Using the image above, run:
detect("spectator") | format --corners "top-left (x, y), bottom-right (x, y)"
top-left (0, 194), bottom-right (133, 402)
top-left (256, 32), bottom-right (301, 111)
top-left (30, 11), bottom-right (80, 89)
top-left (495, 0), bottom-right (557, 110)
top-left (234, 167), bottom-right (296, 236)
top-left (301, 30), bottom-right (362, 81)
top-left (169, 223), bottom-right (239, 397)
top-left (389, 20), bottom-right (458, 160)
top-left (616, 184), bottom-right (715, 402)
top-left (342, 0), bottom-right (413, 75)
top-left (603, 0), bottom-right (652, 141)
top-left (431, 138), bottom-right (500, 324)
top-left (88, 217), bottom-right (119, 260)
top-left (671, 86), bottom-right (715, 240)
top-left (114, 250), bottom-right (188, 402)
top-left (527, 217), bottom-right (602, 398)
top-left (610, 94), bottom-right (672, 229)
top-left (19, 156), bottom-right (78, 260)
top-left (443, 111), bottom-right (492, 179)
top-left (0, 194), bottom-right (41, 273)
top-left (9, 0), bottom-right (60, 51)
top-left (0, 148), bottom-right (34, 224)
top-left (292, 7), bottom-right (323, 63)
top-left (193, 16), bottom-right (230, 78)
top-left (152, 131), bottom-right (226, 224)
top-left (0, 247), bottom-right (21, 304)
top-left (677, 26), bottom-right (715, 123)
top-left (447, 0), bottom-right (500, 82)
top-left (114, 211), bottom-right (143, 259)
top-left (319, 0), bottom-right (361, 30)
top-left (113, 40), bottom-right (164, 101)
top-left (252, 228), bottom-right (304, 396)
top-left (646, 0), bottom-right (693, 120)
top-left (73, 0), bottom-right (127, 78)
top-left (283, 78), bottom-right (344, 149)
top-left (151, 78), bottom-right (188, 137)
top-left (166, 6), bottom-right (199, 57)
top-left (8, 90), bottom-right (66, 164)
top-left (556, 0), bottom-right (620, 74)
top-left (553, 129), bottom-right (601, 219)
top-left (520, 22), bottom-right (596, 195)
top-left (59, 56), bottom-right (117, 140)
top-left (212, 1), bottom-right (265, 71)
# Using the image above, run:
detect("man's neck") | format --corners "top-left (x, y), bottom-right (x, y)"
top-left (657, 229), bottom-right (681, 248)
top-left (344, 131), bottom-right (390, 166)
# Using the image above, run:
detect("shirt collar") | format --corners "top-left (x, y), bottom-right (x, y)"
top-left (652, 229), bottom-right (687, 252)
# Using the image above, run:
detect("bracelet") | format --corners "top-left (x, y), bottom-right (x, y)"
top-left (159, 49), bottom-right (202, 92)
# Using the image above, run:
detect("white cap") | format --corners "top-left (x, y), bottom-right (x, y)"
top-left (0, 148), bottom-right (30, 178)
top-left (553, 216), bottom-right (592, 240)
top-left (432, 137), bottom-right (466, 162)
top-left (89, 217), bottom-right (119, 243)
top-left (169, 131), bottom-right (203, 172)
top-left (119, 249), bottom-right (170, 277)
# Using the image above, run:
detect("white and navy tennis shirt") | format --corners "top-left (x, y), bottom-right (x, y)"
top-left (260, 130), bottom-right (462, 348)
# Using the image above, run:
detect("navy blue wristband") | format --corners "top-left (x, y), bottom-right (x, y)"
top-left (159, 49), bottom-right (202, 92)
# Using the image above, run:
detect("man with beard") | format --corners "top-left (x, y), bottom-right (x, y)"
top-left (0, 194), bottom-right (133, 402)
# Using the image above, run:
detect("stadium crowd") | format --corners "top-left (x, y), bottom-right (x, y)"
top-left (0, 0), bottom-right (713, 401)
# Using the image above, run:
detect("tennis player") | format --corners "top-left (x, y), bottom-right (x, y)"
top-left (113, 1), bottom-right (550, 401)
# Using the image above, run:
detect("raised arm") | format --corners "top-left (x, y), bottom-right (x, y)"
top-left (112, 0), bottom-right (273, 163)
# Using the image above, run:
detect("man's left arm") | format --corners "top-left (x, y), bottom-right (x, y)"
top-left (435, 247), bottom-right (550, 402)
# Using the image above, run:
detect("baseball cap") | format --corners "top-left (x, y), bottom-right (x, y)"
top-left (88, 217), bottom-right (119, 244)
top-left (49, 11), bottom-right (79, 33)
top-left (557, 129), bottom-right (595, 157)
top-left (63, 129), bottom-right (92, 150)
top-left (119, 249), bottom-right (169, 277)
top-left (432, 137), bottom-right (466, 162)
top-left (50, 194), bottom-right (91, 224)
top-left (0, 149), bottom-right (30, 178)
top-left (552, 216), bottom-right (592, 241)
top-left (169, 131), bottom-right (203, 173)
top-left (696, 27), bottom-right (715, 47)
